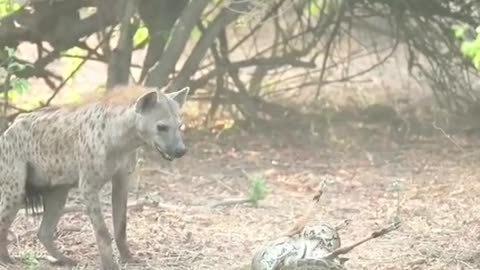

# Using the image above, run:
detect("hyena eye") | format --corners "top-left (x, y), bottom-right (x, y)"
top-left (156, 124), bottom-right (169, 132)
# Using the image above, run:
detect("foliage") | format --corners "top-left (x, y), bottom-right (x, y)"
top-left (247, 174), bottom-right (268, 206)
top-left (18, 250), bottom-right (40, 270)
top-left (0, 0), bottom-right (21, 18)
top-left (0, 2), bottom-right (29, 105)
top-left (453, 25), bottom-right (480, 69)
top-left (305, 0), bottom-right (325, 16)
top-left (1, 47), bottom-right (31, 104)
top-left (133, 23), bottom-right (149, 47)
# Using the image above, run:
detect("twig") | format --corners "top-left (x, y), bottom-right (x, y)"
top-left (334, 219), bottom-right (352, 231)
top-left (432, 120), bottom-right (463, 151)
top-left (44, 39), bottom-right (108, 106)
top-left (280, 187), bottom-right (325, 237)
top-left (323, 221), bottom-right (402, 260)
top-left (168, 0), bottom-right (252, 91)
top-left (0, 101), bottom-right (28, 113)
top-left (210, 198), bottom-right (253, 208)
top-left (313, 0), bottom-right (345, 101)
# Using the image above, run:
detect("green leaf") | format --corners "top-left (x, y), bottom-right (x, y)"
top-left (247, 175), bottom-right (267, 206)
top-left (473, 52), bottom-right (480, 69)
top-left (133, 25), bottom-right (149, 47)
top-left (10, 78), bottom-right (29, 94)
top-left (306, 0), bottom-right (322, 16)
top-left (0, 0), bottom-right (21, 17)
top-left (454, 24), bottom-right (480, 69)
top-left (4, 46), bottom-right (15, 58)
top-left (7, 62), bottom-right (28, 72)
top-left (191, 25), bottom-right (201, 41)
top-left (452, 24), bottom-right (465, 39)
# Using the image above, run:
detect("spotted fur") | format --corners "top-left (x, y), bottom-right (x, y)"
top-left (0, 84), bottom-right (190, 270)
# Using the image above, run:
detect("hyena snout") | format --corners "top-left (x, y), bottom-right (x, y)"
top-left (172, 144), bottom-right (187, 158)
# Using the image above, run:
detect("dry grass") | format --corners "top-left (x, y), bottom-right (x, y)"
top-left (2, 128), bottom-right (480, 270)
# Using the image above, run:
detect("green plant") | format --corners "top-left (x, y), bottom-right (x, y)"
top-left (247, 175), bottom-right (268, 206)
top-left (133, 22), bottom-right (150, 47)
top-left (304, 0), bottom-right (341, 17)
top-left (0, 0), bottom-right (21, 18)
top-left (18, 250), bottom-right (40, 270)
top-left (452, 24), bottom-right (480, 69)
top-left (1, 47), bottom-right (32, 109)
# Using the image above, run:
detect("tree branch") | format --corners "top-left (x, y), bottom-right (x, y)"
top-left (144, 0), bottom-right (211, 88)
top-left (168, 0), bottom-right (253, 91)
top-left (106, 0), bottom-right (138, 89)
top-left (137, 0), bottom-right (188, 83)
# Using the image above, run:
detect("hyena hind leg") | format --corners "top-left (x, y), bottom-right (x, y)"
top-left (36, 186), bottom-right (77, 266)
top-left (0, 167), bottom-right (26, 264)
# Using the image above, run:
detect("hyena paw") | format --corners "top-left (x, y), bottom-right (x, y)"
top-left (46, 255), bottom-right (78, 266)
top-left (119, 248), bottom-right (137, 263)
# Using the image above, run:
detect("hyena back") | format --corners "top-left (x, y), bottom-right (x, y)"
top-left (0, 84), bottom-right (190, 270)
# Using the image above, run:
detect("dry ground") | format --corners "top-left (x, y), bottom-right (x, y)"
top-left (2, 127), bottom-right (480, 270)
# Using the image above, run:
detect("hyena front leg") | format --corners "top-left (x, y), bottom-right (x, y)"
top-left (80, 177), bottom-right (118, 270)
top-left (111, 169), bottom-right (133, 262)
top-left (0, 162), bottom-right (26, 264)
top-left (37, 186), bottom-right (77, 266)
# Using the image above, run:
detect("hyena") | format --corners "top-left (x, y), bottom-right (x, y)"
top-left (0, 84), bottom-right (190, 269)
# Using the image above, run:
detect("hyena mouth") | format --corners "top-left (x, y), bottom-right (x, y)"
top-left (154, 143), bottom-right (173, 161)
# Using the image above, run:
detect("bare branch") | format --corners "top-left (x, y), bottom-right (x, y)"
top-left (323, 221), bottom-right (401, 260)
top-left (144, 0), bottom-right (211, 88)
top-left (168, 0), bottom-right (253, 91)
top-left (106, 0), bottom-right (139, 89)
top-left (137, 0), bottom-right (188, 83)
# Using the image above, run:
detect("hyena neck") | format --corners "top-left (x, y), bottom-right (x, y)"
top-left (105, 106), bottom-right (144, 157)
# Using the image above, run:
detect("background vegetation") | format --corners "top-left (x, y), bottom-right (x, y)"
top-left (0, 0), bottom-right (479, 135)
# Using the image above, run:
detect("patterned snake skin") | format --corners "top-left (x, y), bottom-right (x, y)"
top-left (251, 223), bottom-right (345, 270)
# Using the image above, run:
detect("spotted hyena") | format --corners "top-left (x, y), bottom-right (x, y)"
top-left (0, 84), bottom-right (190, 269)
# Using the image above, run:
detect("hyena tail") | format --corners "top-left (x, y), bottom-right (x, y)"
top-left (24, 162), bottom-right (43, 216)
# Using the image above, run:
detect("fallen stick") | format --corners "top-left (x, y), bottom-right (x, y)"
top-left (334, 219), bottom-right (352, 231)
top-left (280, 188), bottom-right (324, 237)
top-left (210, 198), bottom-right (255, 208)
top-left (323, 221), bottom-right (401, 260)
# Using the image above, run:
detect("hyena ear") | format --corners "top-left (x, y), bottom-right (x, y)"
top-left (167, 87), bottom-right (190, 109)
top-left (135, 90), bottom-right (158, 113)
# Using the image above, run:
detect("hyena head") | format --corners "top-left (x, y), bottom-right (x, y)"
top-left (134, 86), bottom-right (190, 161)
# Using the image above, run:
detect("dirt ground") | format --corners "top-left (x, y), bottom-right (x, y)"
top-left (2, 125), bottom-right (480, 270)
